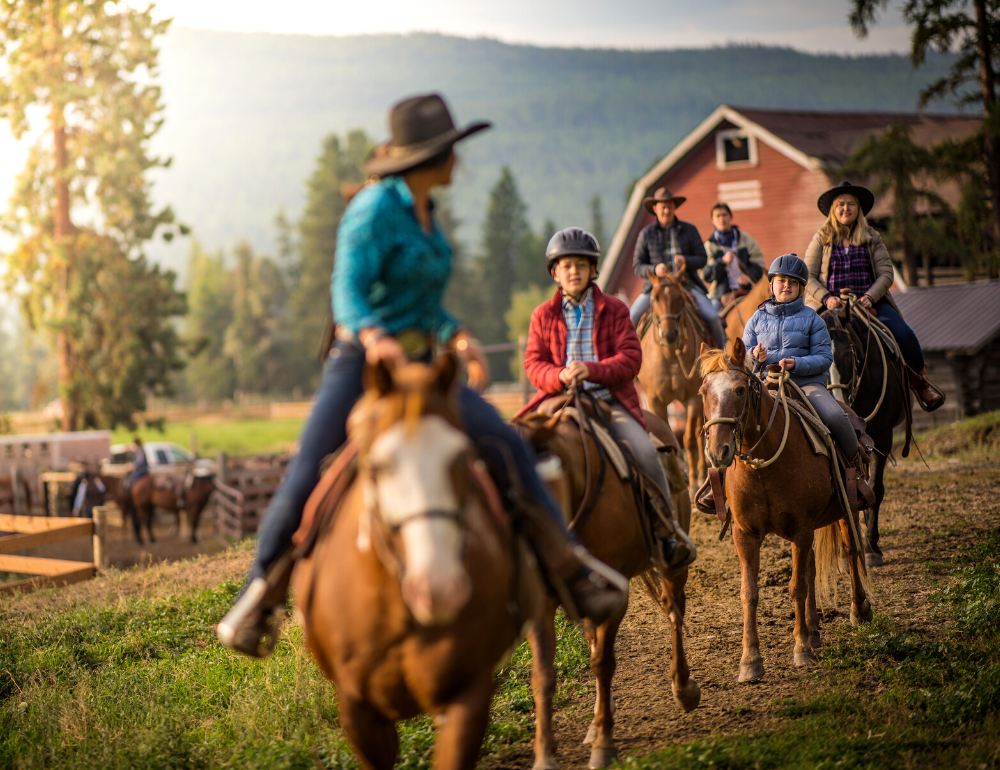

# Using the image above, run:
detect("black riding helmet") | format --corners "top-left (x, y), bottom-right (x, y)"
top-left (767, 253), bottom-right (809, 287)
top-left (545, 227), bottom-right (601, 273)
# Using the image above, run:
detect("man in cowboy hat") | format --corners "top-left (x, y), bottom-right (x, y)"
top-left (629, 187), bottom-right (726, 348)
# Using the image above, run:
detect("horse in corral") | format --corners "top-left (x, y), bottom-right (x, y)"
top-left (126, 470), bottom-right (216, 545)
top-left (699, 339), bottom-right (872, 682)
top-left (293, 354), bottom-right (544, 770)
top-left (722, 276), bottom-right (769, 343)
top-left (516, 399), bottom-right (699, 769)
top-left (822, 293), bottom-right (910, 568)
top-left (638, 270), bottom-right (711, 488)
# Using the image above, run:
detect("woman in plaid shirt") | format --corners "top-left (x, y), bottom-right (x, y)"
top-left (803, 181), bottom-right (944, 412)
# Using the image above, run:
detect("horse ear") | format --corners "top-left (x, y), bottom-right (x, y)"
top-left (699, 342), bottom-right (711, 357)
top-left (730, 338), bottom-right (746, 365)
top-left (646, 267), bottom-right (658, 284)
top-left (366, 358), bottom-right (395, 396)
top-left (432, 351), bottom-right (460, 394)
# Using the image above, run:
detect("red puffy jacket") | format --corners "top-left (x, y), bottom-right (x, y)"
top-left (515, 286), bottom-right (645, 426)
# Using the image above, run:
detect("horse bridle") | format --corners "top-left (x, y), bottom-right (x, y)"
top-left (649, 287), bottom-right (708, 380)
top-left (703, 366), bottom-right (790, 469)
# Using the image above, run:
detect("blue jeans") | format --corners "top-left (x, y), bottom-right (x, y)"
top-left (251, 341), bottom-right (567, 580)
top-left (873, 299), bottom-right (924, 371)
top-left (630, 287), bottom-right (726, 348)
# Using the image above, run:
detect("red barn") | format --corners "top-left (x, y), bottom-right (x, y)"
top-left (598, 105), bottom-right (981, 299)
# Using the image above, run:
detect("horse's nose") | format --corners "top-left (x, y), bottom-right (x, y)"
top-left (402, 564), bottom-right (472, 627)
top-left (708, 443), bottom-right (734, 469)
top-left (666, 327), bottom-right (679, 344)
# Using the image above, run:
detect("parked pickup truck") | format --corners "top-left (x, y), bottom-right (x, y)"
top-left (107, 442), bottom-right (210, 469)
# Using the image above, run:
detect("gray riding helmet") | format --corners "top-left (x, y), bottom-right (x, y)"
top-left (767, 253), bottom-right (809, 286)
top-left (545, 227), bottom-right (601, 272)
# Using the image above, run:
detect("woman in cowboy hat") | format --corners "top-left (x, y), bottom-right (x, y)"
top-left (218, 93), bottom-right (627, 657)
top-left (803, 181), bottom-right (944, 411)
top-left (629, 187), bottom-right (726, 348)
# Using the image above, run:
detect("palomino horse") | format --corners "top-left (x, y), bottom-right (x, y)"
top-left (123, 471), bottom-right (216, 545)
top-left (699, 340), bottom-right (872, 682)
top-left (638, 271), bottom-right (711, 488)
top-left (517, 401), bottom-right (699, 769)
top-left (293, 354), bottom-right (543, 770)
top-left (823, 295), bottom-right (909, 567)
top-left (722, 276), bottom-right (768, 342)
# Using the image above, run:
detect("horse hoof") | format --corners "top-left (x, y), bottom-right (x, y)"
top-left (588, 745), bottom-right (618, 769)
top-left (865, 552), bottom-right (884, 568)
top-left (738, 660), bottom-right (764, 683)
top-left (532, 757), bottom-right (559, 770)
top-left (793, 650), bottom-right (817, 667)
top-left (672, 677), bottom-right (701, 712)
top-left (851, 601), bottom-right (873, 626)
top-left (583, 724), bottom-right (597, 745)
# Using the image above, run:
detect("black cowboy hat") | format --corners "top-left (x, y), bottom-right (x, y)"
top-left (817, 181), bottom-right (875, 217)
top-left (642, 187), bottom-right (687, 215)
top-left (364, 93), bottom-right (491, 177)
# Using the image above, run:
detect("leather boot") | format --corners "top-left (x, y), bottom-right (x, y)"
top-left (848, 449), bottom-right (876, 511)
top-left (907, 366), bottom-right (945, 412)
top-left (217, 551), bottom-right (294, 658)
top-left (516, 499), bottom-right (628, 625)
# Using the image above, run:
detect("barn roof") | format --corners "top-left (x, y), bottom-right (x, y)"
top-left (598, 105), bottom-right (981, 291)
top-left (893, 280), bottom-right (1000, 354)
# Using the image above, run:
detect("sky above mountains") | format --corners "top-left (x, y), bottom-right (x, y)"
top-left (152, 0), bottom-right (910, 53)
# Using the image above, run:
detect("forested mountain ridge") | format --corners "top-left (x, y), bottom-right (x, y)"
top-left (150, 28), bottom-right (955, 270)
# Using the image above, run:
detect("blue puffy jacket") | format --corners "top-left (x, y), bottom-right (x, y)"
top-left (742, 297), bottom-right (832, 387)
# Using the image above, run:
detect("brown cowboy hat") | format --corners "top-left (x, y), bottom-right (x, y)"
top-left (364, 93), bottom-right (491, 177)
top-left (817, 180), bottom-right (875, 217)
top-left (642, 187), bottom-right (687, 215)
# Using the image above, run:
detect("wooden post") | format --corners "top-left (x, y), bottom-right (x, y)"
top-left (92, 505), bottom-right (107, 571)
top-left (12, 467), bottom-right (27, 516)
top-left (216, 451), bottom-right (228, 486)
top-left (189, 431), bottom-right (198, 459)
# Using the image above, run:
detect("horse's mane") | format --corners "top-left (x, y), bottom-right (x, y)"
top-left (698, 339), bottom-right (745, 376)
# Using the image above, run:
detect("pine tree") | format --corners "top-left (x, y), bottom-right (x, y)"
top-left (184, 242), bottom-right (235, 401)
top-left (851, 0), bottom-right (1000, 278)
top-left (0, 0), bottom-right (187, 429)
top-left (475, 167), bottom-right (531, 343)
top-left (289, 130), bottom-right (372, 389)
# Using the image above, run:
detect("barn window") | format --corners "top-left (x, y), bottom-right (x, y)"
top-left (715, 129), bottom-right (758, 169)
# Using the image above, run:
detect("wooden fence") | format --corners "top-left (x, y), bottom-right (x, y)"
top-left (212, 460), bottom-right (284, 541)
top-left (0, 510), bottom-right (108, 596)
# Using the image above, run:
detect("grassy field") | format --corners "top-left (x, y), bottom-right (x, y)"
top-left (907, 409), bottom-right (1000, 463)
top-left (111, 418), bottom-right (304, 458)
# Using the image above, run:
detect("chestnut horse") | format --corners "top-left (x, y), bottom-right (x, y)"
top-left (722, 276), bottom-right (769, 342)
top-left (293, 355), bottom-right (543, 770)
top-left (699, 340), bottom-right (872, 682)
top-left (517, 405), bottom-right (699, 769)
top-left (638, 271), bottom-right (711, 488)
top-left (127, 471), bottom-right (216, 545)
top-left (0, 472), bottom-right (32, 515)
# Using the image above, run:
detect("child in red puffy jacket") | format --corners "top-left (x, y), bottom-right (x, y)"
top-left (516, 227), bottom-right (696, 571)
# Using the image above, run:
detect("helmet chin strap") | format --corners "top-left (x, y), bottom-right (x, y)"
top-left (561, 278), bottom-right (594, 304)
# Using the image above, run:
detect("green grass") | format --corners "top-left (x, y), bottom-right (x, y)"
top-left (0, 544), bottom-right (589, 770)
top-left (905, 409), bottom-right (1000, 462)
top-left (619, 531), bottom-right (1000, 770)
top-left (111, 418), bottom-right (304, 458)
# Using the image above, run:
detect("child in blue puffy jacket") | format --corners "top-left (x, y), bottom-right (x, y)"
top-left (742, 254), bottom-right (866, 475)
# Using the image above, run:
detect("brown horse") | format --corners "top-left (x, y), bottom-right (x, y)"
top-left (699, 339), bottom-right (872, 682)
top-left (638, 271), bottom-right (711, 488)
top-left (293, 354), bottom-right (543, 770)
top-left (128, 470), bottom-right (216, 545)
top-left (517, 405), bottom-right (699, 769)
top-left (722, 276), bottom-right (769, 342)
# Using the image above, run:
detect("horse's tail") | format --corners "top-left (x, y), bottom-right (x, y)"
top-left (813, 523), bottom-right (841, 608)
top-left (814, 520), bottom-right (873, 609)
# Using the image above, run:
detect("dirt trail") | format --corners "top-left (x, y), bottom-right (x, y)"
top-left (487, 460), bottom-right (1000, 769)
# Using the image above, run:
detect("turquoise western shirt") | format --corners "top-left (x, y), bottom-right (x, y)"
top-left (332, 175), bottom-right (460, 342)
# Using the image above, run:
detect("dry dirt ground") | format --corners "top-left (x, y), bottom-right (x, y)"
top-left (5, 461), bottom-right (998, 768)
top-left (485, 459), bottom-right (1000, 769)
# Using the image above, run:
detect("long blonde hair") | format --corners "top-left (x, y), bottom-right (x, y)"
top-left (818, 194), bottom-right (871, 247)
